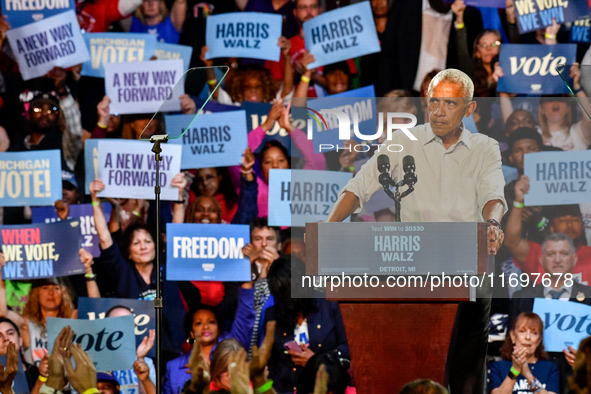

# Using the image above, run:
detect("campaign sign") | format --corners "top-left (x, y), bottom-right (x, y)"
top-left (166, 223), bottom-right (251, 281)
top-left (268, 169), bottom-right (353, 227)
top-left (104, 59), bottom-right (184, 115)
top-left (571, 17), bottom-right (591, 43)
top-left (205, 12), bottom-right (282, 61)
top-left (5, 10), bottom-right (90, 81)
top-left (2, 0), bottom-right (75, 29)
top-left (305, 85), bottom-right (377, 153)
top-left (78, 297), bottom-right (155, 358)
top-left (497, 44), bottom-right (576, 95)
top-left (31, 203), bottom-right (112, 257)
top-left (81, 33), bottom-right (157, 78)
top-left (0, 150), bottom-right (62, 207)
top-left (514, 0), bottom-right (589, 33)
top-left (47, 315), bottom-right (136, 371)
top-left (463, 0), bottom-right (505, 7)
top-left (242, 101), bottom-right (295, 155)
top-left (303, 2), bottom-right (380, 69)
top-left (533, 298), bottom-right (591, 351)
top-left (96, 140), bottom-right (182, 201)
top-left (154, 42), bottom-right (193, 72)
top-left (167, 111), bottom-right (248, 169)
top-left (0, 220), bottom-right (83, 280)
top-left (524, 150), bottom-right (591, 206)
top-left (84, 139), bottom-right (99, 195)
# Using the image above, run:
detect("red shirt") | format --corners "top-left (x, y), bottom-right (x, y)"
top-left (513, 240), bottom-right (591, 285)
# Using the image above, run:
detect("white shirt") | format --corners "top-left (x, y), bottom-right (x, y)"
top-left (340, 123), bottom-right (507, 222)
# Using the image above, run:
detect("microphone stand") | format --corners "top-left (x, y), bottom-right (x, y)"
top-left (379, 175), bottom-right (415, 222)
top-left (150, 133), bottom-right (168, 394)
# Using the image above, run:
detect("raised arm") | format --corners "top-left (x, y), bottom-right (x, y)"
top-left (231, 148), bottom-right (259, 224)
top-left (79, 249), bottom-right (100, 298)
top-left (451, 1), bottom-right (475, 79)
top-left (504, 175), bottom-right (531, 265)
top-left (278, 37), bottom-right (293, 99)
top-left (571, 64), bottom-right (591, 142)
top-left (89, 179), bottom-right (114, 250)
top-left (170, 0), bottom-right (187, 33)
top-left (294, 51), bottom-right (315, 99)
top-left (228, 285), bottom-right (255, 350)
top-left (171, 173), bottom-right (187, 224)
top-left (0, 272), bottom-right (27, 347)
top-left (199, 46), bottom-right (219, 101)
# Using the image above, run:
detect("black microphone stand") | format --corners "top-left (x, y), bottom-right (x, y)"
top-left (380, 175), bottom-right (415, 222)
top-left (149, 133), bottom-right (168, 394)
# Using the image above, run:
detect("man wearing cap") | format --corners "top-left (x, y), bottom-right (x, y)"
top-left (98, 373), bottom-right (121, 394)
top-left (506, 176), bottom-right (591, 284)
top-left (61, 171), bottom-right (80, 206)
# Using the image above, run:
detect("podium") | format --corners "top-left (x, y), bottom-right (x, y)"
top-left (305, 222), bottom-right (489, 393)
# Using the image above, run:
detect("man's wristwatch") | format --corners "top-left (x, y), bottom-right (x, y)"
top-left (487, 219), bottom-right (502, 229)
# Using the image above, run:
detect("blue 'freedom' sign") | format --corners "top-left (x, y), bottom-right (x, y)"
top-left (1, 220), bottom-right (83, 280)
top-left (166, 223), bottom-right (251, 281)
top-left (167, 110), bottom-right (248, 169)
top-left (524, 150), bottom-right (591, 206)
top-left (497, 44), bottom-right (576, 95)
top-left (303, 2), bottom-right (380, 69)
top-left (514, 0), bottom-right (590, 33)
top-left (205, 12), bottom-right (282, 61)
top-left (1, 0), bottom-right (75, 28)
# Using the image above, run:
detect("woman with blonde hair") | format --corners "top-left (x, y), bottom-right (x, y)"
top-left (130, 0), bottom-right (186, 43)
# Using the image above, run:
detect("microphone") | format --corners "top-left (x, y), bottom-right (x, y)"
top-left (377, 155), bottom-right (393, 188)
top-left (377, 154), bottom-right (390, 174)
top-left (402, 155), bottom-right (417, 186)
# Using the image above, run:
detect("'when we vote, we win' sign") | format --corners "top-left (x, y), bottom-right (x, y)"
top-left (1, 220), bottom-right (84, 280)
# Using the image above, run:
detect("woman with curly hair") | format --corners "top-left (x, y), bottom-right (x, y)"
top-left (200, 37), bottom-right (294, 105)
top-left (488, 312), bottom-right (559, 394)
top-left (0, 278), bottom-right (75, 368)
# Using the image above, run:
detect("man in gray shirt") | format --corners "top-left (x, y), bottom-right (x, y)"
top-left (326, 69), bottom-right (506, 393)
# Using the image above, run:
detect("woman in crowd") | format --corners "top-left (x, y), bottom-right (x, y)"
top-left (570, 336), bottom-right (591, 392)
top-left (129, 0), bottom-right (186, 43)
top-left (498, 64), bottom-right (591, 151)
top-left (200, 37), bottom-right (294, 105)
top-left (488, 312), bottom-right (559, 394)
top-left (261, 256), bottom-right (349, 394)
top-left (188, 167), bottom-right (238, 223)
top-left (163, 281), bottom-right (254, 394)
top-left (0, 248), bottom-right (97, 368)
top-left (208, 338), bottom-right (242, 392)
top-left (244, 100), bottom-right (324, 217)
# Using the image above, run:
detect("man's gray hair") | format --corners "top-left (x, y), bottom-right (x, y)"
top-left (542, 232), bottom-right (576, 254)
top-left (427, 69), bottom-right (474, 101)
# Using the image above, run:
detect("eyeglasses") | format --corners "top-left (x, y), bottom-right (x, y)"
top-left (477, 40), bottom-right (501, 49)
top-left (32, 106), bottom-right (59, 115)
top-left (296, 4), bottom-right (319, 10)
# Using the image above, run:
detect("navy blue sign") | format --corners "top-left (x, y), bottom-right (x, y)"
top-left (1, 0), bottom-right (75, 29)
top-left (78, 297), bottom-right (155, 358)
top-left (166, 223), bottom-right (251, 281)
top-left (497, 44), bottom-right (576, 94)
top-left (514, 0), bottom-right (590, 33)
top-left (571, 17), bottom-right (591, 43)
top-left (167, 111), bottom-right (248, 169)
top-left (31, 203), bottom-right (112, 257)
top-left (0, 220), bottom-right (83, 280)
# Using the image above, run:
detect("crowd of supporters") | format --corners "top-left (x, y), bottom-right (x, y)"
top-left (1, 0), bottom-right (591, 392)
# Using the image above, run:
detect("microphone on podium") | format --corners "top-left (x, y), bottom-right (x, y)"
top-left (402, 155), bottom-right (417, 187)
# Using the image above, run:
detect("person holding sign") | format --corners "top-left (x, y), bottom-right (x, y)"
top-left (201, 41), bottom-right (294, 105)
top-left (488, 312), bottom-right (559, 394)
top-left (163, 280), bottom-right (254, 394)
top-left (129, 0), bottom-right (186, 43)
top-left (498, 65), bottom-right (591, 151)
